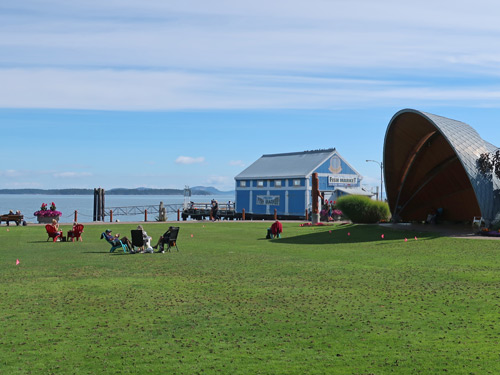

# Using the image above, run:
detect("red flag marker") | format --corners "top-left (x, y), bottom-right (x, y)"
top-left (381, 234), bottom-right (384, 239)
top-left (348, 232), bottom-right (351, 236)
top-left (415, 236), bottom-right (418, 240)
top-left (404, 238), bottom-right (408, 242)
top-left (190, 234), bottom-right (194, 238)
top-left (16, 259), bottom-right (20, 265)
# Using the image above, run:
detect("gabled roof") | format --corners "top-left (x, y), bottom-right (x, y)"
top-left (235, 149), bottom-right (337, 179)
top-left (334, 187), bottom-right (374, 196)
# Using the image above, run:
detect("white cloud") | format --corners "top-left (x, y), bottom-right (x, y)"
top-left (229, 160), bottom-right (245, 167)
top-left (2, 1), bottom-right (500, 110)
top-left (3, 68), bottom-right (500, 111)
top-left (0, 169), bottom-right (24, 177)
top-left (0, 181), bottom-right (43, 189)
top-left (361, 176), bottom-right (381, 187)
top-left (175, 156), bottom-right (205, 164)
top-left (205, 175), bottom-right (233, 190)
top-left (52, 172), bottom-right (92, 178)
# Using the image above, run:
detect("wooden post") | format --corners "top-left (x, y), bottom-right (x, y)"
top-left (159, 201), bottom-right (166, 221)
top-left (177, 209), bottom-right (180, 221)
top-left (274, 208), bottom-right (277, 220)
top-left (145, 209), bottom-right (148, 222)
top-left (94, 187), bottom-right (105, 221)
top-left (110, 210), bottom-right (113, 223)
top-left (311, 173), bottom-right (320, 224)
top-left (242, 208), bottom-right (245, 221)
top-left (93, 188), bottom-right (98, 221)
top-left (74, 210), bottom-right (78, 223)
top-left (305, 209), bottom-right (308, 221)
top-left (101, 188), bottom-right (105, 221)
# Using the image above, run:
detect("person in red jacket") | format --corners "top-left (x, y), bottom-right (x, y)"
top-left (270, 220), bottom-right (283, 238)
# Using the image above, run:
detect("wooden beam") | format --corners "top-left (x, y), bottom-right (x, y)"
top-left (393, 130), bottom-right (438, 217)
top-left (395, 155), bottom-right (458, 217)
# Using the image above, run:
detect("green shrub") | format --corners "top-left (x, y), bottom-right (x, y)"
top-left (336, 195), bottom-right (390, 223)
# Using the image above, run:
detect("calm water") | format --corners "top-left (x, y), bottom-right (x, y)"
top-left (0, 194), bottom-right (234, 223)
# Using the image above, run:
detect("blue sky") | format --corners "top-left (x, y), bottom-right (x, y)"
top-left (2, 0), bottom-right (500, 191)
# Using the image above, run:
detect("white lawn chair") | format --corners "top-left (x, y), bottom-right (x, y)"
top-left (472, 217), bottom-right (485, 229)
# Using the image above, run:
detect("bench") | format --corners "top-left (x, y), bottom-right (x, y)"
top-left (0, 214), bottom-right (24, 226)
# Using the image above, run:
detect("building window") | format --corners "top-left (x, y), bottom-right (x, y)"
top-left (293, 179), bottom-right (301, 186)
top-left (275, 180), bottom-right (282, 187)
top-left (240, 180), bottom-right (246, 187)
top-left (257, 180), bottom-right (264, 187)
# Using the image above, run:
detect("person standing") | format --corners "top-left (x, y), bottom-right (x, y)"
top-left (211, 200), bottom-right (219, 221)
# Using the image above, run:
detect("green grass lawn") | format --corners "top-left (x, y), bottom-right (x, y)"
top-left (1, 221), bottom-right (500, 374)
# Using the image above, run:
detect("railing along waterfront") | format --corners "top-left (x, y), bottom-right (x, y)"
top-left (103, 202), bottom-right (236, 222)
top-left (104, 204), bottom-right (183, 220)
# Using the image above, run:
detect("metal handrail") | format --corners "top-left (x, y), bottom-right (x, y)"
top-left (104, 202), bottom-right (235, 217)
top-left (104, 204), bottom-right (183, 217)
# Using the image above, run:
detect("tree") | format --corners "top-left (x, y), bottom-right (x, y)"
top-left (477, 150), bottom-right (500, 179)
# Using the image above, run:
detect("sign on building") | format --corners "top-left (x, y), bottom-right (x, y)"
top-left (328, 175), bottom-right (358, 185)
top-left (256, 195), bottom-right (280, 205)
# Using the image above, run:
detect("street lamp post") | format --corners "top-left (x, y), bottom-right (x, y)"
top-left (366, 160), bottom-right (383, 201)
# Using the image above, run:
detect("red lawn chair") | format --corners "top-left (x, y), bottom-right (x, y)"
top-left (45, 224), bottom-right (62, 242)
top-left (68, 224), bottom-right (84, 242)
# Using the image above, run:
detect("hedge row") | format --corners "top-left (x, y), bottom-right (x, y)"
top-left (336, 195), bottom-right (390, 224)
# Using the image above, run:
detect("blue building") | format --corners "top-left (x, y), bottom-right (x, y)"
top-left (234, 148), bottom-right (372, 219)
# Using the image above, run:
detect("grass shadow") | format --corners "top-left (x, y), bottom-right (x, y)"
top-left (277, 224), bottom-right (442, 245)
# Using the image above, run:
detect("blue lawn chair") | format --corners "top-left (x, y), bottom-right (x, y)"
top-left (101, 233), bottom-right (128, 253)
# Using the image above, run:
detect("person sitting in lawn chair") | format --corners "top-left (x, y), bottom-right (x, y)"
top-left (50, 219), bottom-right (64, 240)
top-left (153, 226), bottom-right (179, 253)
top-left (67, 222), bottom-right (84, 242)
top-left (101, 229), bottom-right (133, 252)
top-left (135, 225), bottom-right (154, 253)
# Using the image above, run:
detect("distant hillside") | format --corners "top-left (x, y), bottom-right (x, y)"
top-left (107, 188), bottom-right (185, 195)
top-left (191, 186), bottom-right (235, 195)
top-left (0, 187), bottom-right (234, 196)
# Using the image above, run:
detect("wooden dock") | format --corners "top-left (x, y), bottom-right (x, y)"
top-left (181, 202), bottom-right (237, 221)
